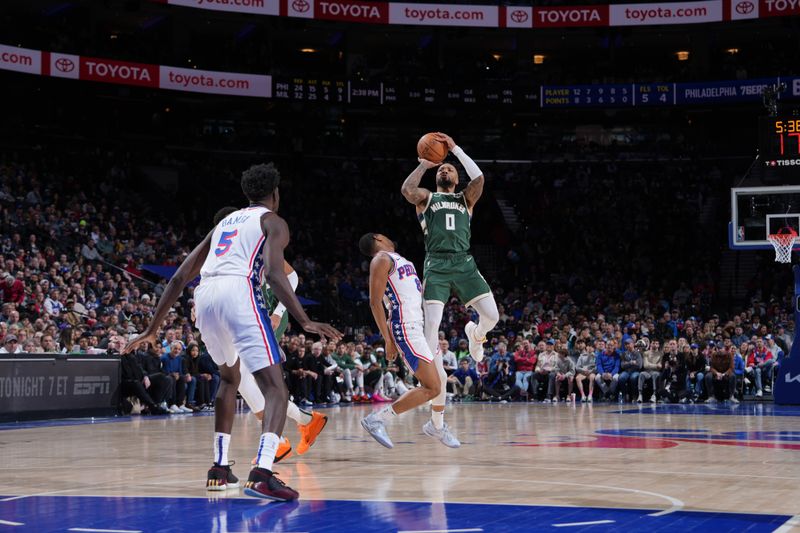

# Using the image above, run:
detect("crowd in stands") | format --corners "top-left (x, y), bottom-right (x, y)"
top-left (0, 148), bottom-right (793, 415)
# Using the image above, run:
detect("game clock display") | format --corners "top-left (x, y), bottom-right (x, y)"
top-left (760, 116), bottom-right (800, 169)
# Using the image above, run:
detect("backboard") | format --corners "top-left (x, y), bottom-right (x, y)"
top-left (730, 186), bottom-right (800, 250)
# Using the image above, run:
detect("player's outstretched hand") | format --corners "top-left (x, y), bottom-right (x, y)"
top-left (303, 321), bottom-right (343, 343)
top-left (123, 329), bottom-right (157, 354)
top-left (433, 132), bottom-right (456, 150)
top-left (418, 158), bottom-right (441, 169)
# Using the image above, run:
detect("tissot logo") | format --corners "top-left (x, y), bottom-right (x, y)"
top-left (292, 0), bottom-right (310, 12)
top-left (55, 57), bottom-right (75, 72)
top-left (735, 0), bottom-right (755, 14)
top-left (510, 10), bottom-right (529, 23)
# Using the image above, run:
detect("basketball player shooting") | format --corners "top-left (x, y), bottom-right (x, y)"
top-left (358, 233), bottom-right (460, 449)
top-left (401, 132), bottom-right (499, 378)
top-left (124, 164), bottom-right (341, 501)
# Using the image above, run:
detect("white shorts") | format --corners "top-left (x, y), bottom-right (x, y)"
top-left (194, 275), bottom-right (280, 373)
top-left (390, 320), bottom-right (433, 372)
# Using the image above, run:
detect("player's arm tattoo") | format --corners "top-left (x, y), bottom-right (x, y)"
top-left (401, 163), bottom-right (431, 207)
top-left (464, 174), bottom-right (485, 209)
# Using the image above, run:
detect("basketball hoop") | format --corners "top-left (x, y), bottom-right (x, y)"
top-left (767, 227), bottom-right (799, 263)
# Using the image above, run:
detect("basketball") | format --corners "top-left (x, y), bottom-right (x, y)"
top-left (417, 133), bottom-right (448, 163)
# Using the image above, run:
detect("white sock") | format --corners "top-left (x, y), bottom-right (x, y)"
top-left (431, 409), bottom-right (444, 430)
top-left (255, 432), bottom-right (280, 471)
top-left (372, 405), bottom-right (397, 423)
top-left (286, 401), bottom-right (313, 425)
top-left (213, 432), bottom-right (231, 466)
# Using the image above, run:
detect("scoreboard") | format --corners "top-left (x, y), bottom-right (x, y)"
top-left (271, 77), bottom-right (800, 108)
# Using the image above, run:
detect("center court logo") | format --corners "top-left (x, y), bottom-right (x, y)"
top-left (510, 10), bottom-right (529, 23)
top-left (735, 0), bottom-right (755, 14)
top-left (55, 57), bottom-right (75, 73)
top-left (292, 0), bottom-right (310, 12)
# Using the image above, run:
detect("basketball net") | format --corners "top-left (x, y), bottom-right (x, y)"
top-left (767, 227), bottom-right (799, 264)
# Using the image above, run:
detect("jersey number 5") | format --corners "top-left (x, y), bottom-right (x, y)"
top-left (215, 230), bottom-right (238, 256)
top-left (445, 213), bottom-right (456, 231)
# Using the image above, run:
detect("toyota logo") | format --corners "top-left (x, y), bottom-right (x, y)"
top-left (55, 57), bottom-right (75, 73)
top-left (292, 0), bottom-right (310, 13)
top-left (735, 1), bottom-right (755, 14)
top-left (510, 9), bottom-right (529, 23)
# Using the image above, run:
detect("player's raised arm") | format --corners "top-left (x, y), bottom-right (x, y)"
top-left (435, 132), bottom-right (484, 209)
top-left (123, 231), bottom-right (213, 353)
top-left (261, 213), bottom-right (341, 342)
top-left (401, 160), bottom-right (436, 208)
top-left (367, 253), bottom-right (399, 361)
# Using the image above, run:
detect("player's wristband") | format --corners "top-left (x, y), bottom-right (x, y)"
top-left (451, 145), bottom-right (482, 181)
top-left (271, 271), bottom-right (299, 318)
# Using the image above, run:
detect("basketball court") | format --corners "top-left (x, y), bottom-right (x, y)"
top-left (1, 402), bottom-right (798, 532)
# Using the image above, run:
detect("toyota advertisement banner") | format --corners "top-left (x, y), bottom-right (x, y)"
top-left (150, 0), bottom-right (800, 27)
top-left (0, 44), bottom-right (271, 98)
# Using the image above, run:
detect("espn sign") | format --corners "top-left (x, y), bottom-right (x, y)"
top-left (81, 57), bottom-right (159, 88)
top-left (533, 5), bottom-right (609, 27)
top-left (73, 375), bottom-right (111, 396)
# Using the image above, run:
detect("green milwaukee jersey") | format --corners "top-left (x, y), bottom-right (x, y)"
top-left (419, 192), bottom-right (471, 254)
top-left (262, 284), bottom-right (289, 339)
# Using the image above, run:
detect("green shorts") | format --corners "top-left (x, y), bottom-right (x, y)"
top-left (422, 253), bottom-right (491, 306)
top-left (274, 312), bottom-right (289, 340)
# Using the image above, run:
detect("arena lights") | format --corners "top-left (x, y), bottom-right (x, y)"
top-left (726, 48), bottom-right (740, 55)
top-left (676, 50), bottom-right (690, 61)
top-left (492, 53), bottom-right (502, 61)
top-left (299, 48), bottom-right (317, 53)
top-left (533, 54), bottom-right (546, 65)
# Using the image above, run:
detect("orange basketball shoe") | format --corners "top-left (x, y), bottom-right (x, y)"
top-left (297, 412), bottom-right (328, 455)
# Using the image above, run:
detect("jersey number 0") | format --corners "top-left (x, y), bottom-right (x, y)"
top-left (445, 213), bottom-right (455, 231)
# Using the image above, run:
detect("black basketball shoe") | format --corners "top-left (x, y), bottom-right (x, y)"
top-left (244, 467), bottom-right (299, 501)
top-left (206, 462), bottom-right (240, 491)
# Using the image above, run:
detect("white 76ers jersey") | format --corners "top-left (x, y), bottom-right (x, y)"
top-left (382, 252), bottom-right (424, 324)
top-left (200, 206), bottom-right (270, 281)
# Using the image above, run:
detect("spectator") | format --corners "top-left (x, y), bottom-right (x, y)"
top-left (746, 340), bottom-right (774, 398)
top-left (659, 339), bottom-right (687, 402)
top-left (594, 340), bottom-right (620, 401)
top-left (705, 349), bottom-right (738, 403)
top-left (81, 239), bottom-right (103, 261)
top-left (482, 359), bottom-right (518, 402)
top-left (331, 343), bottom-right (356, 402)
top-left (532, 340), bottom-right (558, 401)
top-left (684, 344), bottom-right (706, 402)
top-left (637, 339), bottom-right (662, 403)
top-left (0, 334), bottom-right (21, 353)
top-left (119, 349), bottom-right (168, 416)
top-left (618, 338), bottom-right (642, 402)
top-left (160, 340), bottom-right (192, 413)
top-left (184, 342), bottom-right (213, 410)
top-left (2, 274), bottom-right (24, 305)
top-left (448, 358), bottom-right (479, 400)
top-left (513, 340), bottom-right (537, 398)
top-left (575, 344), bottom-right (596, 403)
top-left (490, 341), bottom-right (514, 373)
top-left (552, 348), bottom-right (576, 402)
top-left (440, 339), bottom-right (458, 376)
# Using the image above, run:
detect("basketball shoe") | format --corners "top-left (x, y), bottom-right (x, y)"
top-left (464, 321), bottom-right (486, 362)
top-left (422, 420), bottom-right (461, 448)
top-left (361, 414), bottom-right (394, 448)
top-left (244, 468), bottom-right (299, 501)
top-left (297, 412), bottom-right (328, 455)
top-left (206, 462), bottom-right (240, 491)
